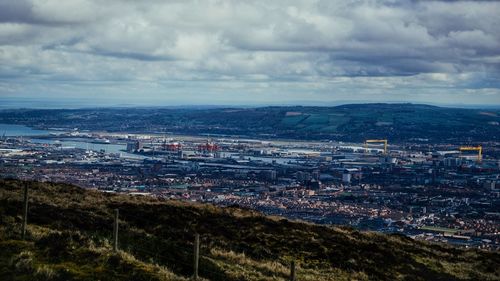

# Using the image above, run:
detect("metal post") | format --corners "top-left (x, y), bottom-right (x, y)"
top-left (290, 260), bottom-right (296, 281)
top-left (21, 183), bottom-right (29, 239)
top-left (193, 233), bottom-right (200, 280)
top-left (113, 209), bottom-right (119, 252)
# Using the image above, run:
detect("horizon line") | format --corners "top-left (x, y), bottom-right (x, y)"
top-left (1, 101), bottom-right (500, 111)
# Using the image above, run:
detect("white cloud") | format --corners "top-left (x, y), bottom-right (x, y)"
top-left (0, 0), bottom-right (499, 105)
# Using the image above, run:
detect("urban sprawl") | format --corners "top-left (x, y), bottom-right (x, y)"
top-left (1, 130), bottom-right (499, 250)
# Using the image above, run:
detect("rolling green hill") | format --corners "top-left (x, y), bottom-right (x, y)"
top-left (1, 179), bottom-right (499, 280)
top-left (1, 103), bottom-right (499, 142)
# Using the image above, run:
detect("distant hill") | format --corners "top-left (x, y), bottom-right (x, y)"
top-left (1, 179), bottom-right (499, 280)
top-left (1, 103), bottom-right (499, 143)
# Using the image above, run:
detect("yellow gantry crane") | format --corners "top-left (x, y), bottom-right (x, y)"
top-left (364, 139), bottom-right (388, 154)
top-left (459, 145), bottom-right (482, 163)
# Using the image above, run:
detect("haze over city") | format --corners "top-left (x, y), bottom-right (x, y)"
top-left (1, 0), bottom-right (500, 107)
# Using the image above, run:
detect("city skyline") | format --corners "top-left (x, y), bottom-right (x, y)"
top-left (1, 0), bottom-right (500, 106)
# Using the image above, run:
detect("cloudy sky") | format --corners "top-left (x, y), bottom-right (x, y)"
top-left (1, 0), bottom-right (499, 107)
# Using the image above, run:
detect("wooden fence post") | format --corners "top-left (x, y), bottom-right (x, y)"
top-left (193, 233), bottom-right (200, 280)
top-left (21, 183), bottom-right (29, 240)
top-left (290, 260), bottom-right (296, 281)
top-left (113, 209), bottom-right (119, 252)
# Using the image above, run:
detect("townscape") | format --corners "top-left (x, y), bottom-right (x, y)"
top-left (1, 125), bottom-right (499, 250)
top-left (2, 0), bottom-right (500, 279)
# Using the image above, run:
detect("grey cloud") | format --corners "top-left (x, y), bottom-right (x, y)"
top-left (0, 1), bottom-right (35, 24)
top-left (0, 0), bottom-right (499, 105)
top-left (0, 0), bottom-right (92, 26)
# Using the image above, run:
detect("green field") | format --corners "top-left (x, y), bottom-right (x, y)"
top-left (2, 103), bottom-right (500, 142)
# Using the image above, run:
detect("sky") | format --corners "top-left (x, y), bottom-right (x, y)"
top-left (0, 0), bottom-right (500, 107)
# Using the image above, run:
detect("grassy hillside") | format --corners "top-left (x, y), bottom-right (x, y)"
top-left (1, 103), bottom-right (499, 142)
top-left (1, 179), bottom-right (499, 281)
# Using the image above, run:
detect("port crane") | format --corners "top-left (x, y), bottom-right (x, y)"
top-left (364, 139), bottom-right (388, 154)
top-left (459, 145), bottom-right (482, 163)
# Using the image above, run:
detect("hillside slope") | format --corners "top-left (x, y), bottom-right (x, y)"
top-left (1, 179), bottom-right (499, 281)
top-left (1, 104), bottom-right (499, 142)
